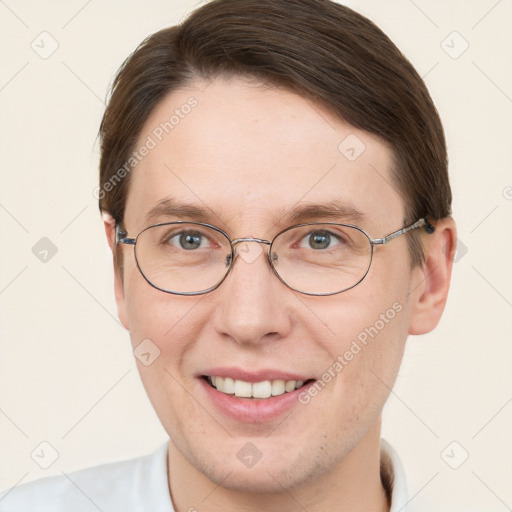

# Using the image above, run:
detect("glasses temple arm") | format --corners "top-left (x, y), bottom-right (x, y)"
top-left (370, 218), bottom-right (435, 245)
top-left (115, 224), bottom-right (136, 245)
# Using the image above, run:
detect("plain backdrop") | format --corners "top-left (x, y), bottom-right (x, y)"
top-left (0, 1), bottom-right (511, 510)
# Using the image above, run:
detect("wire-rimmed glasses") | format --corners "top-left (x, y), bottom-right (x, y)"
top-left (116, 218), bottom-right (434, 296)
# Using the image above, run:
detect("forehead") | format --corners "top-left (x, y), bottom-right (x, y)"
top-left (124, 77), bottom-right (404, 234)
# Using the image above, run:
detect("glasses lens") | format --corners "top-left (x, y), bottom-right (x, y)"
top-left (135, 223), bottom-right (232, 294)
top-left (271, 224), bottom-right (372, 295)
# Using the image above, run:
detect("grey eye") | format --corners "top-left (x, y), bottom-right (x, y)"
top-left (178, 232), bottom-right (203, 250)
top-left (308, 231), bottom-right (332, 250)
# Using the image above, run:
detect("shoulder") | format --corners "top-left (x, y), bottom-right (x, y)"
top-left (0, 443), bottom-right (173, 512)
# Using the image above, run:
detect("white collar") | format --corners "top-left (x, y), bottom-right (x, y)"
top-left (381, 438), bottom-right (409, 511)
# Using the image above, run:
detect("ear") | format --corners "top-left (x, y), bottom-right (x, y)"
top-left (102, 212), bottom-right (130, 331)
top-left (408, 217), bottom-right (457, 335)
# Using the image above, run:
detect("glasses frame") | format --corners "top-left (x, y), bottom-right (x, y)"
top-left (115, 217), bottom-right (435, 296)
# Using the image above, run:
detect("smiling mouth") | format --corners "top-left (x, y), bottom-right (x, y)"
top-left (203, 376), bottom-right (314, 399)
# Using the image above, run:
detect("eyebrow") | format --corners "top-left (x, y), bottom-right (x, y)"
top-left (145, 198), bottom-right (215, 224)
top-left (279, 201), bottom-right (366, 225)
top-left (144, 197), bottom-right (366, 227)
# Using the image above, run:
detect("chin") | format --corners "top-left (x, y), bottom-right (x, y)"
top-left (204, 460), bottom-right (312, 494)
top-left (186, 440), bottom-right (334, 494)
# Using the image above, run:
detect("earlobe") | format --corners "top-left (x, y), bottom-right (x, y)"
top-left (408, 217), bottom-right (457, 335)
top-left (102, 212), bottom-right (130, 331)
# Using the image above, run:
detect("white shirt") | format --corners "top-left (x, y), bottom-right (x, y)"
top-left (0, 439), bottom-right (410, 511)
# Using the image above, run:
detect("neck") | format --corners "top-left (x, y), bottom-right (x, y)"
top-left (167, 422), bottom-right (389, 512)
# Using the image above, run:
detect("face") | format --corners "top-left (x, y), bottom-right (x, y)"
top-left (114, 76), bottom-right (427, 492)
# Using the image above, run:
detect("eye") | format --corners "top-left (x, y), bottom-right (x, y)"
top-left (299, 230), bottom-right (343, 250)
top-left (166, 230), bottom-right (209, 250)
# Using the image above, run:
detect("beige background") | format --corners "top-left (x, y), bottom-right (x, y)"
top-left (1, 0), bottom-right (511, 510)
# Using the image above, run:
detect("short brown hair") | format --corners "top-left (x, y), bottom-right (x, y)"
top-left (99, 0), bottom-right (451, 267)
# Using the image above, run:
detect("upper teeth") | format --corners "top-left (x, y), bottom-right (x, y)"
top-left (208, 376), bottom-right (305, 399)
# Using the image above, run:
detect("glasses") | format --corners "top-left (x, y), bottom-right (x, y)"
top-left (116, 218), bottom-right (434, 296)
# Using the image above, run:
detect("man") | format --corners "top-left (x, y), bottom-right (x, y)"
top-left (1, 0), bottom-right (456, 510)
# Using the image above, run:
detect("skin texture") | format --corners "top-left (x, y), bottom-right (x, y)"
top-left (104, 76), bottom-right (456, 512)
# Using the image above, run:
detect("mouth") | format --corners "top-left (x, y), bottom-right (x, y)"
top-left (202, 375), bottom-right (314, 399)
top-left (198, 370), bottom-right (317, 423)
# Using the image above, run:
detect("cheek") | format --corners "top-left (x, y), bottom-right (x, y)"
top-left (337, 307), bottom-right (407, 394)
top-left (123, 278), bottom-right (209, 431)
top-left (123, 262), bottom-right (200, 345)
top-left (311, 276), bottom-right (410, 409)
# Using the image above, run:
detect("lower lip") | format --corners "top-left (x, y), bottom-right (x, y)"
top-left (199, 378), bottom-right (315, 423)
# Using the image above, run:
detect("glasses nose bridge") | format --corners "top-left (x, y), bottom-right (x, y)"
top-left (230, 237), bottom-right (273, 266)
top-left (231, 236), bottom-right (272, 248)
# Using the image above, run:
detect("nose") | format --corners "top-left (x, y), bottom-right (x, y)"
top-left (212, 239), bottom-right (293, 346)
